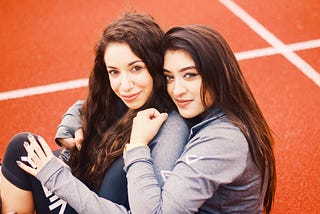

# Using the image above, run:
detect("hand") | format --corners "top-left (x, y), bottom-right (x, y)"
top-left (17, 134), bottom-right (54, 176)
top-left (58, 128), bottom-right (84, 150)
top-left (130, 108), bottom-right (168, 146)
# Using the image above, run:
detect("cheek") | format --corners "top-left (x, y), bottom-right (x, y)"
top-left (144, 79), bottom-right (154, 99)
top-left (166, 84), bottom-right (174, 98)
top-left (142, 73), bottom-right (154, 92)
top-left (109, 78), bottom-right (119, 93)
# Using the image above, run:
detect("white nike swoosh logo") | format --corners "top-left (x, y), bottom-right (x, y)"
top-left (186, 154), bottom-right (204, 164)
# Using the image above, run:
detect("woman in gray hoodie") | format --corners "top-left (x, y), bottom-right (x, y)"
top-left (125, 25), bottom-right (277, 214)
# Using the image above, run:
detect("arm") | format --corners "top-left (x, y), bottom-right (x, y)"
top-left (18, 134), bottom-right (129, 214)
top-left (55, 100), bottom-right (84, 149)
top-left (124, 120), bottom-right (249, 214)
top-left (37, 158), bottom-right (129, 213)
top-left (149, 111), bottom-right (189, 187)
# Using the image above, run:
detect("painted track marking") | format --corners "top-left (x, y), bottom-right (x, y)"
top-left (1, 38), bottom-right (319, 101)
top-left (219, 0), bottom-right (320, 87)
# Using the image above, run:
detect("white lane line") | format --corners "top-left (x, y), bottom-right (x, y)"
top-left (219, 0), bottom-right (320, 87)
top-left (0, 38), bottom-right (319, 101)
top-left (288, 38), bottom-right (320, 52)
top-left (235, 39), bottom-right (320, 60)
top-left (0, 79), bottom-right (88, 101)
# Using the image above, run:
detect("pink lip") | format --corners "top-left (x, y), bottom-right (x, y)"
top-left (121, 92), bottom-right (140, 102)
top-left (175, 99), bottom-right (192, 108)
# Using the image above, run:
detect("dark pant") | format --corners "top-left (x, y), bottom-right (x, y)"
top-left (1, 132), bottom-right (129, 213)
top-left (1, 132), bottom-right (78, 213)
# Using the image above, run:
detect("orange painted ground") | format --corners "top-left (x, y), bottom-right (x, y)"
top-left (1, 0), bottom-right (319, 213)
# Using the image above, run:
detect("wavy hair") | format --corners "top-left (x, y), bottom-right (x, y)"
top-left (69, 12), bottom-right (172, 190)
top-left (161, 25), bottom-right (276, 213)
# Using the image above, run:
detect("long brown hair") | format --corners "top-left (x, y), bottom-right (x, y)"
top-left (69, 12), bottom-right (172, 190)
top-left (162, 25), bottom-right (276, 213)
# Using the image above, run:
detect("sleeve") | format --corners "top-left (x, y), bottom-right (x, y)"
top-left (124, 124), bottom-right (249, 214)
top-left (149, 111), bottom-right (189, 187)
top-left (55, 100), bottom-right (84, 146)
top-left (36, 157), bottom-right (130, 214)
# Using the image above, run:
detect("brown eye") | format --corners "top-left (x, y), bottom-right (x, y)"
top-left (164, 75), bottom-right (174, 83)
top-left (108, 70), bottom-right (118, 76)
top-left (132, 66), bottom-right (143, 72)
top-left (184, 73), bottom-right (199, 79)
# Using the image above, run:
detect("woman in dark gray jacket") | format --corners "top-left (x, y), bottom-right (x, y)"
top-left (126, 25), bottom-right (276, 213)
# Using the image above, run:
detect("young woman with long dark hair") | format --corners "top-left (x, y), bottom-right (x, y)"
top-left (1, 13), bottom-right (188, 213)
top-left (125, 25), bottom-right (277, 213)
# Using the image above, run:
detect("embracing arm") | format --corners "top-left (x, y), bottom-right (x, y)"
top-left (124, 121), bottom-right (249, 214)
top-left (37, 158), bottom-right (129, 214)
top-left (149, 111), bottom-right (189, 187)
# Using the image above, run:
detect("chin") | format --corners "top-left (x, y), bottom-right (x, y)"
top-left (127, 102), bottom-right (144, 110)
top-left (179, 111), bottom-right (195, 119)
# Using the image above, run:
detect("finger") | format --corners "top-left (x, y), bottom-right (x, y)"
top-left (75, 129), bottom-right (84, 151)
top-left (75, 128), bottom-right (84, 140)
top-left (59, 138), bottom-right (76, 149)
top-left (27, 134), bottom-right (46, 160)
top-left (137, 108), bottom-right (160, 119)
top-left (149, 108), bottom-right (161, 119)
top-left (154, 112), bottom-right (168, 126)
top-left (16, 160), bottom-right (38, 176)
top-left (23, 141), bottom-right (41, 166)
top-left (76, 143), bottom-right (82, 151)
top-left (159, 112), bottom-right (168, 121)
top-left (137, 108), bottom-right (155, 115)
top-left (21, 154), bottom-right (37, 169)
top-left (37, 136), bottom-right (54, 158)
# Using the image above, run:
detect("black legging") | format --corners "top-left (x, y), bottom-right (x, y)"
top-left (1, 132), bottom-right (129, 213)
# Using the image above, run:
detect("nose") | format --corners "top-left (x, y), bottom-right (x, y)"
top-left (120, 74), bottom-right (134, 92)
top-left (172, 79), bottom-right (187, 97)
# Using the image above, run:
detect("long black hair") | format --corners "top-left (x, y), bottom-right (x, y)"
top-left (69, 12), bottom-right (172, 190)
top-left (162, 25), bottom-right (276, 213)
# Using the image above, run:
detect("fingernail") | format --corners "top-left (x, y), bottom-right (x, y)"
top-left (28, 133), bottom-right (33, 139)
top-left (16, 160), bottom-right (22, 166)
top-left (23, 141), bottom-right (29, 147)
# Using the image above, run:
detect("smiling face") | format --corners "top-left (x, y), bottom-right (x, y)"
top-left (105, 42), bottom-right (153, 109)
top-left (163, 50), bottom-right (213, 118)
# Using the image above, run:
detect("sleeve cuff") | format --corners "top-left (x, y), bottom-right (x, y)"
top-left (123, 146), bottom-right (153, 173)
top-left (36, 157), bottom-right (70, 185)
top-left (54, 126), bottom-right (74, 146)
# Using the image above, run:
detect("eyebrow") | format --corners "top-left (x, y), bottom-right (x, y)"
top-left (107, 60), bottom-right (143, 69)
top-left (128, 60), bottom-right (143, 66)
top-left (163, 66), bottom-right (197, 73)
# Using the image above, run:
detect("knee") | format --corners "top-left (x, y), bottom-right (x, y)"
top-left (7, 132), bottom-right (30, 150)
top-left (2, 132), bottom-right (36, 164)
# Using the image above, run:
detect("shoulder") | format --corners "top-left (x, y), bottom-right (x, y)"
top-left (161, 111), bottom-right (189, 131)
top-left (188, 116), bottom-right (249, 156)
top-left (178, 117), bottom-right (250, 180)
top-left (166, 111), bottom-right (185, 122)
top-left (150, 111), bottom-right (189, 149)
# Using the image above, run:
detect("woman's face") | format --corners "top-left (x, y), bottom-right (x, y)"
top-left (104, 42), bottom-right (153, 109)
top-left (163, 50), bottom-right (213, 118)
